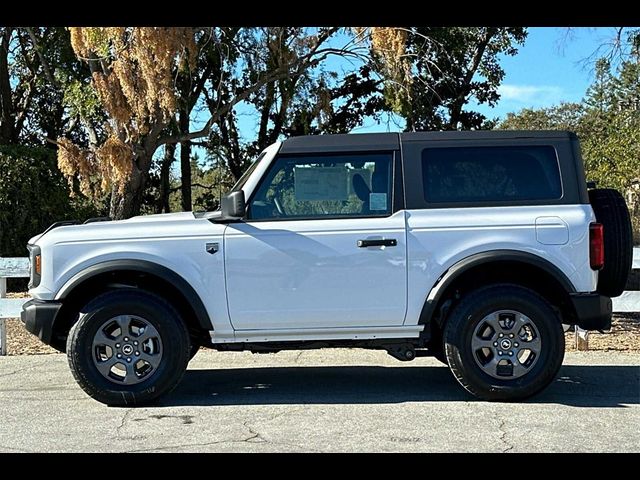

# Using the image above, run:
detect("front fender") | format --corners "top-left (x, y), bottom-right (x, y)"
top-left (55, 259), bottom-right (213, 331)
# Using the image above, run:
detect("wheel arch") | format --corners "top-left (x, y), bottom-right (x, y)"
top-left (421, 250), bottom-right (578, 337)
top-left (50, 260), bottom-right (212, 351)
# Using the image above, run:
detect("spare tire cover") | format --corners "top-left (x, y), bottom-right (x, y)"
top-left (588, 188), bottom-right (633, 297)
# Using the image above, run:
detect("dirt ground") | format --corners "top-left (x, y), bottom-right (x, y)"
top-left (3, 290), bottom-right (639, 355)
top-left (564, 313), bottom-right (640, 352)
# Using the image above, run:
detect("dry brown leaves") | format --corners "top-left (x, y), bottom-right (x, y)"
top-left (60, 27), bottom-right (197, 197)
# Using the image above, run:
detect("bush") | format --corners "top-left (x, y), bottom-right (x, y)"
top-left (0, 145), bottom-right (100, 258)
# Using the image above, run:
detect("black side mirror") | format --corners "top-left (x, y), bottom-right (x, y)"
top-left (221, 190), bottom-right (246, 219)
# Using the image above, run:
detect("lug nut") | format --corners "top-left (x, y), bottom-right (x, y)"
top-left (514, 343), bottom-right (519, 347)
top-left (493, 342), bottom-right (498, 347)
top-left (126, 357), bottom-right (131, 363)
top-left (116, 353), bottom-right (122, 359)
top-left (498, 351), bottom-right (503, 356)
top-left (115, 343), bottom-right (120, 348)
top-left (509, 334), bottom-right (514, 338)
top-left (508, 351), bottom-right (513, 356)
top-left (499, 333), bottom-right (504, 338)
top-left (133, 341), bottom-right (138, 346)
top-left (124, 337), bottom-right (129, 342)
top-left (135, 351), bottom-right (140, 356)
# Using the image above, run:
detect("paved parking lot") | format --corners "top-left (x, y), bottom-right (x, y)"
top-left (0, 349), bottom-right (638, 452)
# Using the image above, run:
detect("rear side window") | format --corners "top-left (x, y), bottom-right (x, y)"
top-left (422, 146), bottom-right (562, 204)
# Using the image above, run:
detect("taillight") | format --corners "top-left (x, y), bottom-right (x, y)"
top-left (589, 222), bottom-right (604, 270)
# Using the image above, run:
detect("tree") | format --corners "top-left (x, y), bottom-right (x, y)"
top-left (56, 27), bottom-right (198, 219)
top-left (0, 27), bottom-right (87, 147)
top-left (500, 103), bottom-right (584, 134)
top-left (380, 27), bottom-right (527, 131)
top-left (202, 28), bottom-right (384, 183)
top-left (58, 27), bottom-right (381, 218)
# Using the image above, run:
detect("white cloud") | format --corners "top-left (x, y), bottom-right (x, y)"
top-left (498, 84), bottom-right (565, 106)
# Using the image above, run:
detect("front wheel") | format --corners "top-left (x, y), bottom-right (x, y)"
top-left (66, 290), bottom-right (191, 406)
top-left (444, 284), bottom-right (564, 401)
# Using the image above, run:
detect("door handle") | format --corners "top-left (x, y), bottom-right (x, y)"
top-left (357, 238), bottom-right (398, 248)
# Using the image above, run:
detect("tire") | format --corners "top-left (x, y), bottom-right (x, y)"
top-left (189, 343), bottom-right (200, 361)
top-left (431, 343), bottom-right (447, 365)
top-left (589, 188), bottom-right (633, 297)
top-left (428, 322), bottom-right (447, 365)
top-left (443, 284), bottom-right (564, 401)
top-left (66, 289), bottom-right (190, 406)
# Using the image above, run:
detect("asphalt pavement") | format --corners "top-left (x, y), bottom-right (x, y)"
top-left (0, 349), bottom-right (638, 452)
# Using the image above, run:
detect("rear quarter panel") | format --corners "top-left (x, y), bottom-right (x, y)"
top-left (404, 205), bottom-right (597, 326)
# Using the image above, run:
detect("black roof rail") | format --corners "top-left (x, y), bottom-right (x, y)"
top-left (84, 217), bottom-right (112, 224)
top-left (41, 220), bottom-right (81, 235)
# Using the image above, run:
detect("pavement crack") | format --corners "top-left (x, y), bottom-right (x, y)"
top-left (116, 409), bottom-right (133, 437)
top-left (0, 444), bottom-right (33, 453)
top-left (498, 418), bottom-right (514, 453)
top-left (125, 437), bottom-right (263, 453)
top-left (294, 351), bottom-right (305, 363)
top-left (0, 359), bottom-right (50, 379)
top-left (243, 420), bottom-right (268, 443)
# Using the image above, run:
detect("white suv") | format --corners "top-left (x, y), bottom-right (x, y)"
top-left (21, 131), bottom-right (633, 406)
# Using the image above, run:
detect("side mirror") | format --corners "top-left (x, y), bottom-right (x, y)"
top-left (221, 190), bottom-right (246, 219)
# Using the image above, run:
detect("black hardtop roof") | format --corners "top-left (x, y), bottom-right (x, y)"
top-left (279, 130), bottom-right (576, 154)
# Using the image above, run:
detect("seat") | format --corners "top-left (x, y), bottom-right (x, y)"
top-left (352, 173), bottom-right (371, 214)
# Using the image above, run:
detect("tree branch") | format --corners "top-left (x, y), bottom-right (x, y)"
top-left (169, 182), bottom-right (215, 193)
top-left (24, 27), bottom-right (58, 88)
top-left (156, 28), bottom-right (344, 148)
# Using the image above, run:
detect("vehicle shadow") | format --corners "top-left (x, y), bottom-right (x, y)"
top-left (161, 364), bottom-right (639, 408)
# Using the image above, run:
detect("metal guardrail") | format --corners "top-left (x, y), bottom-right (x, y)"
top-left (1, 250), bottom-right (639, 355)
top-left (611, 247), bottom-right (640, 313)
top-left (0, 258), bottom-right (30, 355)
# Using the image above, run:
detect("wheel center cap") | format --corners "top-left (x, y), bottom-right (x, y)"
top-left (122, 344), bottom-right (134, 355)
top-left (500, 339), bottom-right (512, 350)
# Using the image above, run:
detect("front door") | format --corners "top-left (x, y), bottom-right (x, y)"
top-left (224, 151), bottom-right (407, 330)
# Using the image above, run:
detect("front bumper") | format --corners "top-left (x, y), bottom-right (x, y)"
top-left (570, 293), bottom-right (612, 331)
top-left (20, 299), bottom-right (62, 345)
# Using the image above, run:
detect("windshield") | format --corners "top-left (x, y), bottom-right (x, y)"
top-left (230, 152), bottom-right (265, 193)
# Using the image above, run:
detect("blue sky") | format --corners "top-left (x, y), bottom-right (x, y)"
top-left (472, 27), bottom-right (617, 120)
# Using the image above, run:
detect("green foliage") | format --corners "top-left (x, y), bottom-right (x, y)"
top-left (386, 27), bottom-right (528, 131)
top-left (501, 103), bottom-right (585, 133)
top-left (63, 78), bottom-right (103, 123)
top-left (189, 160), bottom-right (235, 213)
top-left (0, 145), bottom-right (100, 257)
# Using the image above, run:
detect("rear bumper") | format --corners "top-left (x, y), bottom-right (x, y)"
top-left (570, 293), bottom-right (612, 331)
top-left (20, 299), bottom-right (62, 345)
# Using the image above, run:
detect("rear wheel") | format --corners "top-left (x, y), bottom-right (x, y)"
top-left (444, 284), bottom-right (564, 401)
top-left (67, 290), bottom-right (190, 406)
top-left (189, 343), bottom-right (200, 360)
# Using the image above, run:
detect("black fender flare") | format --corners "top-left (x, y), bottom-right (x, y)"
top-left (419, 250), bottom-right (576, 325)
top-left (56, 259), bottom-right (212, 330)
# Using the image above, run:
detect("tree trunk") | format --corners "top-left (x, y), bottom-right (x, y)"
top-left (109, 165), bottom-right (145, 220)
top-left (157, 143), bottom-right (175, 213)
top-left (179, 108), bottom-right (192, 212)
top-left (0, 28), bottom-right (16, 145)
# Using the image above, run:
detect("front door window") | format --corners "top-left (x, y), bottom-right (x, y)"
top-left (248, 152), bottom-right (393, 220)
